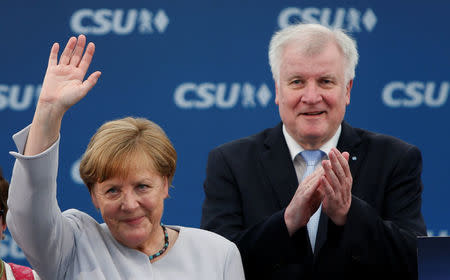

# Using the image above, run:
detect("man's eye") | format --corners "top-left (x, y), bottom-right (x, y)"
top-left (290, 79), bottom-right (304, 87)
top-left (320, 79), bottom-right (333, 85)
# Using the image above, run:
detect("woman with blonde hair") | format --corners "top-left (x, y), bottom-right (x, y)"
top-left (7, 35), bottom-right (244, 280)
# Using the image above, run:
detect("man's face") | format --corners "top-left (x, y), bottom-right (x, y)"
top-left (275, 41), bottom-right (352, 149)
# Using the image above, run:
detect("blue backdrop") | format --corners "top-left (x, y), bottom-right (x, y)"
top-left (0, 0), bottom-right (449, 265)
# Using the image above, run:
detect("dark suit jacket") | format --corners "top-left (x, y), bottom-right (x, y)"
top-left (201, 121), bottom-right (426, 280)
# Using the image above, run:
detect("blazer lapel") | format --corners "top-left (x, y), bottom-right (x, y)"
top-left (314, 210), bottom-right (329, 260)
top-left (259, 123), bottom-right (299, 209)
top-left (337, 121), bottom-right (364, 185)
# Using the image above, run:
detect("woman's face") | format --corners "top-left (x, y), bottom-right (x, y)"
top-left (91, 165), bottom-right (168, 250)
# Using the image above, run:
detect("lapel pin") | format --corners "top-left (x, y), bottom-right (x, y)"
top-left (352, 156), bottom-right (357, 161)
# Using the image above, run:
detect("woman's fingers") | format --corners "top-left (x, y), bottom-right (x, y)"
top-left (47, 43), bottom-right (59, 67)
top-left (59, 36), bottom-right (77, 65)
top-left (78, 42), bottom-right (96, 74)
top-left (81, 71), bottom-right (102, 95)
top-left (69, 35), bottom-right (87, 67)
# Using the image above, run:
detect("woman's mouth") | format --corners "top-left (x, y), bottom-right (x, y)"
top-left (123, 216), bottom-right (144, 226)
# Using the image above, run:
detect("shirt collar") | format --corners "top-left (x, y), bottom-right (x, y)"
top-left (282, 124), bottom-right (342, 161)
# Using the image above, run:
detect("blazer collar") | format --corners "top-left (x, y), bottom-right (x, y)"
top-left (337, 121), bottom-right (364, 183)
top-left (337, 121), bottom-right (362, 152)
top-left (260, 122), bottom-right (299, 209)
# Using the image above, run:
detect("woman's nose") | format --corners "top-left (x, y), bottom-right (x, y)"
top-left (120, 191), bottom-right (139, 211)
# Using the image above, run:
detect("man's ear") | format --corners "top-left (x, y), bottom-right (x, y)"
top-left (275, 82), bottom-right (280, 105)
top-left (345, 79), bottom-right (353, 105)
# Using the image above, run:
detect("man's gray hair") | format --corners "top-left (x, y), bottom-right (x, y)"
top-left (268, 23), bottom-right (359, 84)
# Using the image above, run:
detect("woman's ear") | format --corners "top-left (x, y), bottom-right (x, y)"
top-left (90, 186), bottom-right (99, 209)
top-left (163, 176), bottom-right (169, 199)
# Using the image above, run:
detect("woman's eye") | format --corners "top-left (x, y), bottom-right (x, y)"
top-left (137, 184), bottom-right (150, 191)
top-left (106, 188), bottom-right (118, 194)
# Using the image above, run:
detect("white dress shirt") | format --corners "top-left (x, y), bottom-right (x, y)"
top-left (282, 124), bottom-right (341, 251)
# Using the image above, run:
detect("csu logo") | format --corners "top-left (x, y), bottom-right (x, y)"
top-left (382, 81), bottom-right (449, 108)
top-left (0, 84), bottom-right (41, 111)
top-left (279, 7), bottom-right (377, 32)
top-left (70, 9), bottom-right (169, 35)
top-left (174, 82), bottom-right (273, 109)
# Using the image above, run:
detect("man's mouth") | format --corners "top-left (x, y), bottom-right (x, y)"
top-left (302, 111), bottom-right (325, 116)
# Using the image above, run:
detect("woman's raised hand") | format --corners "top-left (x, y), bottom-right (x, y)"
top-left (24, 35), bottom-right (101, 156)
top-left (39, 34), bottom-right (101, 117)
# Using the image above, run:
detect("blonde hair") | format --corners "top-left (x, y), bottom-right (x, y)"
top-left (79, 117), bottom-right (176, 192)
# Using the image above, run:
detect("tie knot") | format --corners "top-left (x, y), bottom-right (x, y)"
top-left (300, 150), bottom-right (324, 166)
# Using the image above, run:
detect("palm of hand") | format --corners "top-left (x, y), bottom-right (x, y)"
top-left (23, 35), bottom-right (101, 157)
top-left (41, 64), bottom-right (87, 110)
top-left (38, 35), bottom-right (101, 115)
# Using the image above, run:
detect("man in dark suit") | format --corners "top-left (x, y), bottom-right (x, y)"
top-left (200, 23), bottom-right (426, 279)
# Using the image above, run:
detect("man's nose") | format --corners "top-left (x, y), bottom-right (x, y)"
top-left (301, 83), bottom-right (322, 104)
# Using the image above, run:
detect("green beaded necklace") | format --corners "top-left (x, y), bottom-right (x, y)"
top-left (149, 223), bottom-right (169, 261)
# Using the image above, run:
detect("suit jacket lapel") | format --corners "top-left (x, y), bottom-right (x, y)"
top-left (314, 210), bottom-right (329, 260)
top-left (337, 121), bottom-right (364, 185)
top-left (259, 123), bottom-right (299, 209)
